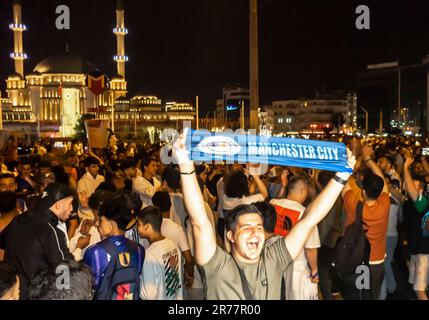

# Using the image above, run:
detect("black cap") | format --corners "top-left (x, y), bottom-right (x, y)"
top-left (39, 183), bottom-right (75, 209)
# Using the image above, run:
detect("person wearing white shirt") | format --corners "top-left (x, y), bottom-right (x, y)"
top-left (152, 191), bottom-right (195, 289)
top-left (270, 175), bottom-right (320, 300)
top-left (69, 218), bottom-right (101, 261)
top-left (126, 192), bottom-right (195, 293)
top-left (161, 166), bottom-right (188, 227)
top-left (132, 157), bottom-right (161, 208)
top-left (137, 206), bottom-right (183, 300)
top-left (380, 191), bottom-right (403, 300)
top-left (77, 157), bottom-right (105, 220)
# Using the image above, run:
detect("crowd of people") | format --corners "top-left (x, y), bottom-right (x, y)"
top-left (0, 132), bottom-right (428, 300)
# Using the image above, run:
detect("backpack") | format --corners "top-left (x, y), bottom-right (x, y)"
top-left (95, 239), bottom-right (141, 300)
top-left (331, 202), bottom-right (370, 278)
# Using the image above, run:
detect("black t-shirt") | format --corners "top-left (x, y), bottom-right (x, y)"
top-left (403, 199), bottom-right (429, 255)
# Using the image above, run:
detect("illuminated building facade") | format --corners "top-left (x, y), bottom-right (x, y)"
top-left (270, 91), bottom-right (357, 134)
top-left (1, 0), bottom-right (194, 139)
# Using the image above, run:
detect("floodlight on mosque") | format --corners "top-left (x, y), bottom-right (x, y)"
top-left (113, 27), bottom-right (128, 35)
top-left (10, 52), bottom-right (28, 59)
top-left (9, 23), bottom-right (27, 31)
top-left (114, 55), bottom-right (129, 62)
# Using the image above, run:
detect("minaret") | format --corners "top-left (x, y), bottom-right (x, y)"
top-left (113, 0), bottom-right (128, 79)
top-left (9, 0), bottom-right (27, 78)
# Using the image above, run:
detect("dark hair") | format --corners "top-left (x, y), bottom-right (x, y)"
top-left (51, 165), bottom-right (70, 185)
top-left (253, 201), bottom-right (276, 233)
top-left (20, 158), bottom-right (32, 166)
top-left (362, 173), bottom-right (384, 200)
top-left (224, 170), bottom-right (249, 198)
top-left (0, 173), bottom-right (16, 181)
top-left (138, 206), bottom-right (163, 232)
top-left (195, 164), bottom-right (207, 176)
top-left (152, 191), bottom-right (171, 213)
top-left (88, 190), bottom-right (112, 212)
top-left (83, 157), bottom-right (100, 168)
top-left (99, 191), bottom-right (142, 230)
top-left (28, 260), bottom-right (93, 300)
top-left (225, 204), bottom-right (263, 232)
top-left (286, 175), bottom-right (309, 197)
top-left (0, 263), bottom-right (18, 299)
top-left (38, 161), bottom-right (52, 169)
top-left (141, 157), bottom-right (156, 170)
top-left (120, 158), bottom-right (136, 171)
top-left (0, 191), bottom-right (17, 214)
top-left (96, 181), bottom-right (117, 192)
top-left (317, 171), bottom-right (334, 189)
top-left (162, 166), bottom-right (180, 190)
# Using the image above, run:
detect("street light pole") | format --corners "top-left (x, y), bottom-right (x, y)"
top-left (360, 107), bottom-right (369, 135)
top-left (398, 67), bottom-right (401, 126)
top-left (249, 0), bottom-right (259, 130)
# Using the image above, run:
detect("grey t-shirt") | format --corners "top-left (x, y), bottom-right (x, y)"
top-left (198, 237), bottom-right (292, 300)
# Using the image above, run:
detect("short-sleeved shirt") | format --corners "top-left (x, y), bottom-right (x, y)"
top-left (223, 194), bottom-right (265, 212)
top-left (198, 237), bottom-right (292, 300)
top-left (344, 190), bottom-right (390, 263)
top-left (404, 197), bottom-right (429, 255)
top-left (414, 195), bottom-right (429, 214)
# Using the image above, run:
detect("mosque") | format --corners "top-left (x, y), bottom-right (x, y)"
top-left (0, 0), bottom-right (195, 140)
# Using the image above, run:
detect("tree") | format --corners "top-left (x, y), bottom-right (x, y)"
top-left (73, 114), bottom-right (95, 142)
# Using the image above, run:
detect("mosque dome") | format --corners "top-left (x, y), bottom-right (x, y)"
top-left (33, 53), bottom-right (98, 74)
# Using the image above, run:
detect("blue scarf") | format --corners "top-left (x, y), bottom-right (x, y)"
top-left (187, 130), bottom-right (352, 173)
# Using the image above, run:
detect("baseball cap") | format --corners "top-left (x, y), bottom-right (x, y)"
top-left (38, 183), bottom-right (75, 210)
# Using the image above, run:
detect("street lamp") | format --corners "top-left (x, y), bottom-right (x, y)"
top-left (360, 107), bottom-right (368, 135)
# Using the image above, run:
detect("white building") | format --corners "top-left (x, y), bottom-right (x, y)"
top-left (270, 91), bottom-right (357, 134)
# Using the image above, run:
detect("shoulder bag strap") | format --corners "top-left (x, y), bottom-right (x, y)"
top-left (232, 258), bottom-right (254, 300)
top-left (356, 201), bottom-right (364, 223)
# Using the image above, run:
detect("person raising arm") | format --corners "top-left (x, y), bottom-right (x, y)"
top-left (284, 152), bottom-right (356, 260)
top-left (174, 129), bottom-right (356, 266)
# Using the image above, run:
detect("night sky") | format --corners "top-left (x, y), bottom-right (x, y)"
top-left (1, 0), bottom-right (429, 115)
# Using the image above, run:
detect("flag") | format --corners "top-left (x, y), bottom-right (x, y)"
top-left (87, 72), bottom-right (106, 96)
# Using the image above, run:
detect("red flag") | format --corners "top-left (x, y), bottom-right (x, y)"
top-left (87, 75), bottom-right (106, 96)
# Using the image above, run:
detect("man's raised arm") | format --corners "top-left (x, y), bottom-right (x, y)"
top-left (362, 145), bottom-right (388, 194)
top-left (285, 149), bottom-right (356, 260)
top-left (403, 155), bottom-right (419, 202)
top-left (174, 130), bottom-right (216, 266)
